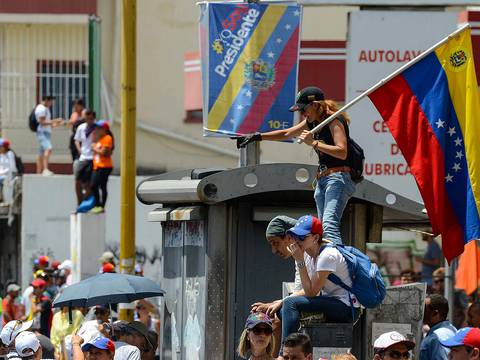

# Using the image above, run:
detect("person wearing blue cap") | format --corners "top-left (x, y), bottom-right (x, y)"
top-left (71, 335), bottom-right (115, 360)
top-left (277, 215), bottom-right (359, 348)
top-left (438, 327), bottom-right (480, 359)
top-left (234, 86), bottom-right (357, 246)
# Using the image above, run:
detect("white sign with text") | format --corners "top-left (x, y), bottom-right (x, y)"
top-left (346, 11), bottom-right (457, 202)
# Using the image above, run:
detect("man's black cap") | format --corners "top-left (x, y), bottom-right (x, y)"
top-left (289, 86), bottom-right (325, 112)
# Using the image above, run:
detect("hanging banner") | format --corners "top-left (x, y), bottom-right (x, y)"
top-left (199, 2), bottom-right (302, 137)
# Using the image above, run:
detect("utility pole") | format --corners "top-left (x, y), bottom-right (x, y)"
top-left (119, 0), bottom-right (136, 321)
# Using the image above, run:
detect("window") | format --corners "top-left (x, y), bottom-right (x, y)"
top-left (36, 60), bottom-right (88, 119)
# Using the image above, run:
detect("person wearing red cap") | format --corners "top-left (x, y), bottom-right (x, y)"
top-left (27, 279), bottom-right (52, 338)
top-left (90, 120), bottom-right (114, 214)
top-left (37, 256), bottom-right (49, 270)
top-left (233, 86), bottom-right (357, 246)
top-left (439, 327), bottom-right (480, 359)
top-left (277, 215), bottom-right (359, 350)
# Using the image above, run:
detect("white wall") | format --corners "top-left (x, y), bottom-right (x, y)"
top-left (21, 174), bottom-right (161, 289)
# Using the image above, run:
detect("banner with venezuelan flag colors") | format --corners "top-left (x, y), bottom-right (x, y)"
top-left (368, 27), bottom-right (480, 262)
top-left (199, 2), bottom-right (301, 137)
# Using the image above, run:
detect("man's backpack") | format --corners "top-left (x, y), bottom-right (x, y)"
top-left (325, 243), bottom-right (386, 308)
top-left (28, 108), bottom-right (38, 132)
top-left (347, 138), bottom-right (365, 183)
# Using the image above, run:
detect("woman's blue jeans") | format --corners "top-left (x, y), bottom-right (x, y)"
top-left (278, 295), bottom-right (356, 347)
top-left (314, 172), bottom-right (356, 245)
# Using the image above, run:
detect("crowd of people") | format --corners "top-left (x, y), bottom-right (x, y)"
top-left (30, 96), bottom-right (114, 213)
top-left (0, 253), bottom-right (160, 360)
top-left (237, 213), bottom-right (480, 359)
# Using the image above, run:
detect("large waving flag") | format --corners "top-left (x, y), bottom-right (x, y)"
top-left (368, 28), bottom-right (480, 262)
top-left (199, 2), bottom-right (301, 136)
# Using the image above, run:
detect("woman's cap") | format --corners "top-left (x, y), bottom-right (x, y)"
top-left (245, 312), bottom-right (273, 330)
top-left (287, 215), bottom-right (323, 237)
top-left (439, 327), bottom-right (480, 349)
top-left (265, 216), bottom-right (297, 238)
top-left (289, 86), bottom-right (325, 112)
top-left (95, 120), bottom-right (110, 130)
top-left (81, 336), bottom-right (115, 354)
top-left (15, 331), bottom-right (40, 357)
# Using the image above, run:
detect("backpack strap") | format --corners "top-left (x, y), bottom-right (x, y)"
top-left (322, 243), bottom-right (357, 321)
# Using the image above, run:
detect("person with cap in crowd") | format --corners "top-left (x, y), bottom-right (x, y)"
top-left (281, 333), bottom-right (313, 360)
top-left (420, 294), bottom-right (456, 360)
top-left (99, 252), bottom-right (116, 267)
top-left (72, 335), bottom-right (115, 360)
top-left (90, 120), bottom-right (114, 214)
top-left (237, 312), bottom-right (275, 359)
top-left (58, 260), bottom-right (73, 286)
top-left (14, 332), bottom-right (42, 360)
top-left (101, 263), bottom-right (116, 274)
top-left (27, 279), bottom-right (52, 338)
top-left (373, 331), bottom-right (415, 360)
top-left (36, 257), bottom-right (49, 271)
top-left (105, 321), bottom-right (141, 360)
top-left (234, 86), bottom-right (356, 245)
top-left (123, 322), bottom-right (154, 359)
top-left (0, 320), bottom-right (34, 360)
top-left (2, 284), bottom-right (24, 326)
top-left (439, 327), bottom-right (480, 360)
top-left (50, 306), bottom-right (84, 358)
top-left (278, 215), bottom-right (360, 349)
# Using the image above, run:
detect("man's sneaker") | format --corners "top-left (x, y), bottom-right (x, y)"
top-left (42, 169), bottom-right (54, 176)
top-left (90, 206), bottom-right (104, 214)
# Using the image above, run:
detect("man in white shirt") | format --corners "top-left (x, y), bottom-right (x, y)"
top-left (34, 96), bottom-right (64, 176)
top-left (73, 109), bottom-right (96, 204)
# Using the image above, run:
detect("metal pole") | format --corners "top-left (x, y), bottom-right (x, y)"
top-left (239, 141), bottom-right (260, 167)
top-left (297, 23), bottom-right (470, 141)
top-left (119, 0), bottom-right (136, 321)
top-left (88, 16), bottom-right (102, 115)
top-left (444, 258), bottom-right (455, 322)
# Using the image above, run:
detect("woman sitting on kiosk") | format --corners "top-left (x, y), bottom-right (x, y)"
top-left (278, 215), bottom-right (359, 345)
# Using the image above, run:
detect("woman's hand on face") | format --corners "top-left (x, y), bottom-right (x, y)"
top-left (298, 130), bottom-right (314, 146)
top-left (287, 242), bottom-right (304, 262)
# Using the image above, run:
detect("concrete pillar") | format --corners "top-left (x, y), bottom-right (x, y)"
top-left (70, 213), bottom-right (106, 282)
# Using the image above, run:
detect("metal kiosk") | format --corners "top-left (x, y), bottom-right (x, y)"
top-left (137, 163), bottom-right (427, 360)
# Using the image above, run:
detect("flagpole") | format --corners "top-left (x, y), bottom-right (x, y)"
top-left (299, 23), bottom-right (470, 141)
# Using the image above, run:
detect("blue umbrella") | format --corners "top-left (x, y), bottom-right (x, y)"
top-left (53, 272), bottom-right (165, 308)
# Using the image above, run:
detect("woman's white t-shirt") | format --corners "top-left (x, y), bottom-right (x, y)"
top-left (302, 245), bottom-right (360, 308)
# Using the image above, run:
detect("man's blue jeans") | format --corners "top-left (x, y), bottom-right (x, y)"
top-left (314, 172), bottom-right (356, 245)
top-left (278, 295), bottom-right (356, 346)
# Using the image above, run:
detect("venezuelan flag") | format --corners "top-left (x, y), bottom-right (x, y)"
top-left (369, 28), bottom-right (480, 262)
top-left (201, 2), bottom-right (301, 136)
